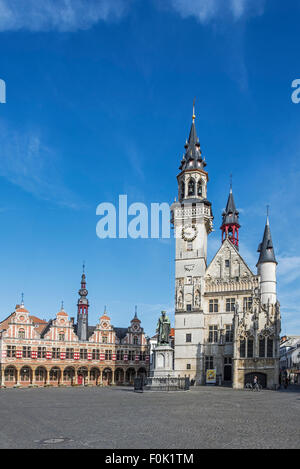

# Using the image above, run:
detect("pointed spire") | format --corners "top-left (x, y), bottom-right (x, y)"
top-left (134, 305), bottom-right (138, 319)
top-left (21, 292), bottom-right (24, 307)
top-left (257, 209), bottom-right (277, 266)
top-left (179, 100), bottom-right (206, 171)
top-left (222, 181), bottom-right (239, 226)
top-left (221, 180), bottom-right (240, 248)
top-left (61, 300), bottom-right (64, 311)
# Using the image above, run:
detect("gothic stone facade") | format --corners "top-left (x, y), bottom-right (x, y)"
top-left (0, 302), bottom-right (149, 388)
top-left (171, 112), bottom-right (281, 389)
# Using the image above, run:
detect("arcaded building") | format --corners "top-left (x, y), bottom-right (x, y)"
top-left (0, 272), bottom-right (149, 387)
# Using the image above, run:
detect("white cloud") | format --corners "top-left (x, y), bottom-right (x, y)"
top-left (277, 256), bottom-right (300, 284)
top-left (0, 0), bottom-right (131, 32)
top-left (168, 0), bottom-right (265, 23)
top-left (0, 122), bottom-right (82, 208)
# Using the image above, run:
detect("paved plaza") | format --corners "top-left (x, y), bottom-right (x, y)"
top-left (0, 386), bottom-right (299, 449)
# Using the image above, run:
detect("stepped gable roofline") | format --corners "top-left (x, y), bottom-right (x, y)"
top-left (206, 237), bottom-right (254, 277)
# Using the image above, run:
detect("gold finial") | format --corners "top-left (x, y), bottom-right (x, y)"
top-left (192, 97), bottom-right (196, 121)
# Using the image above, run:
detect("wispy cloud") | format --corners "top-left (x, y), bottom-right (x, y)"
top-left (0, 122), bottom-right (82, 208)
top-left (0, 0), bottom-right (132, 32)
top-left (167, 0), bottom-right (266, 23)
top-left (277, 256), bottom-right (300, 284)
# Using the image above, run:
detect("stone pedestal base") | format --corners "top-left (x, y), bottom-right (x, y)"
top-left (151, 345), bottom-right (174, 378)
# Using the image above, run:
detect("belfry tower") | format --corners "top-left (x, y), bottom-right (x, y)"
top-left (221, 183), bottom-right (240, 249)
top-left (171, 103), bottom-right (214, 379)
top-left (77, 266), bottom-right (89, 341)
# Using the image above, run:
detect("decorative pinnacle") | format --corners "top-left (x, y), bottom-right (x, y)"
top-left (266, 205), bottom-right (270, 225)
top-left (230, 174), bottom-right (233, 193)
top-left (21, 292), bottom-right (24, 306)
top-left (192, 97), bottom-right (196, 121)
top-left (61, 300), bottom-right (64, 311)
top-left (82, 261), bottom-right (85, 273)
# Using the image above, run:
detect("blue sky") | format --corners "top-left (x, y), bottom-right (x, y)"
top-left (0, 0), bottom-right (299, 336)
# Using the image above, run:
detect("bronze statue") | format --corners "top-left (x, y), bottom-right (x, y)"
top-left (156, 311), bottom-right (171, 346)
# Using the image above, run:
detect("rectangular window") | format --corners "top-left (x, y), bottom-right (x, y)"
top-left (7, 346), bottom-right (16, 358)
top-left (80, 349), bottom-right (87, 360)
top-left (259, 339), bottom-right (265, 358)
top-left (205, 356), bottom-right (214, 370)
top-left (187, 242), bottom-right (193, 251)
top-left (226, 298), bottom-right (236, 312)
top-left (208, 326), bottom-right (218, 343)
top-left (102, 335), bottom-right (108, 344)
top-left (186, 304), bottom-right (192, 312)
top-left (209, 299), bottom-right (219, 313)
top-left (38, 347), bottom-right (46, 359)
top-left (186, 364), bottom-right (191, 370)
top-left (247, 339), bottom-right (254, 358)
top-left (243, 297), bottom-right (253, 311)
top-left (267, 338), bottom-right (273, 358)
top-left (186, 333), bottom-right (192, 343)
top-left (92, 349), bottom-right (100, 360)
top-left (66, 348), bottom-right (74, 359)
top-left (225, 260), bottom-right (230, 268)
top-left (52, 348), bottom-right (60, 359)
top-left (22, 346), bottom-right (31, 358)
top-left (225, 325), bottom-right (233, 343)
top-left (58, 333), bottom-right (65, 341)
top-left (105, 350), bottom-right (112, 360)
top-left (240, 340), bottom-right (246, 358)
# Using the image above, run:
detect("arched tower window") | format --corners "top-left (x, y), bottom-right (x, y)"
top-left (181, 182), bottom-right (185, 200)
top-left (198, 181), bottom-right (203, 197)
top-left (188, 179), bottom-right (195, 196)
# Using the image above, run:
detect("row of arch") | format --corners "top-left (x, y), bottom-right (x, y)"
top-left (180, 179), bottom-right (204, 199)
top-left (2, 365), bottom-right (147, 386)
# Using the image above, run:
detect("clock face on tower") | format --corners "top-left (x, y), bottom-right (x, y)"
top-left (182, 224), bottom-right (197, 242)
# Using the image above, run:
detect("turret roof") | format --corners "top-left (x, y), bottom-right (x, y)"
top-left (257, 216), bottom-right (277, 266)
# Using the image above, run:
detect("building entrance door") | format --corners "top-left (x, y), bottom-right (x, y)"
top-left (78, 374), bottom-right (83, 385)
top-left (224, 357), bottom-right (232, 382)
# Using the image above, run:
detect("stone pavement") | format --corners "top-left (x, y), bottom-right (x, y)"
top-left (0, 385), bottom-right (299, 449)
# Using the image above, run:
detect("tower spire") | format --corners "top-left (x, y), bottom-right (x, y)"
top-left (179, 101), bottom-right (206, 172)
top-left (77, 266), bottom-right (89, 341)
top-left (257, 209), bottom-right (277, 266)
top-left (221, 181), bottom-right (240, 249)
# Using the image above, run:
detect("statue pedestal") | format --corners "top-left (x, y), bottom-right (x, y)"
top-left (151, 345), bottom-right (174, 378)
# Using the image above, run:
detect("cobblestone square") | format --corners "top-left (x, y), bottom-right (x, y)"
top-left (0, 386), bottom-right (299, 449)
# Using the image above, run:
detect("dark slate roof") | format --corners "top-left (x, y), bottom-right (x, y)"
top-left (87, 325), bottom-right (96, 338)
top-left (114, 327), bottom-right (128, 341)
top-left (221, 189), bottom-right (239, 226)
top-left (40, 319), bottom-right (53, 338)
top-left (179, 119), bottom-right (207, 171)
top-left (257, 218), bottom-right (277, 265)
